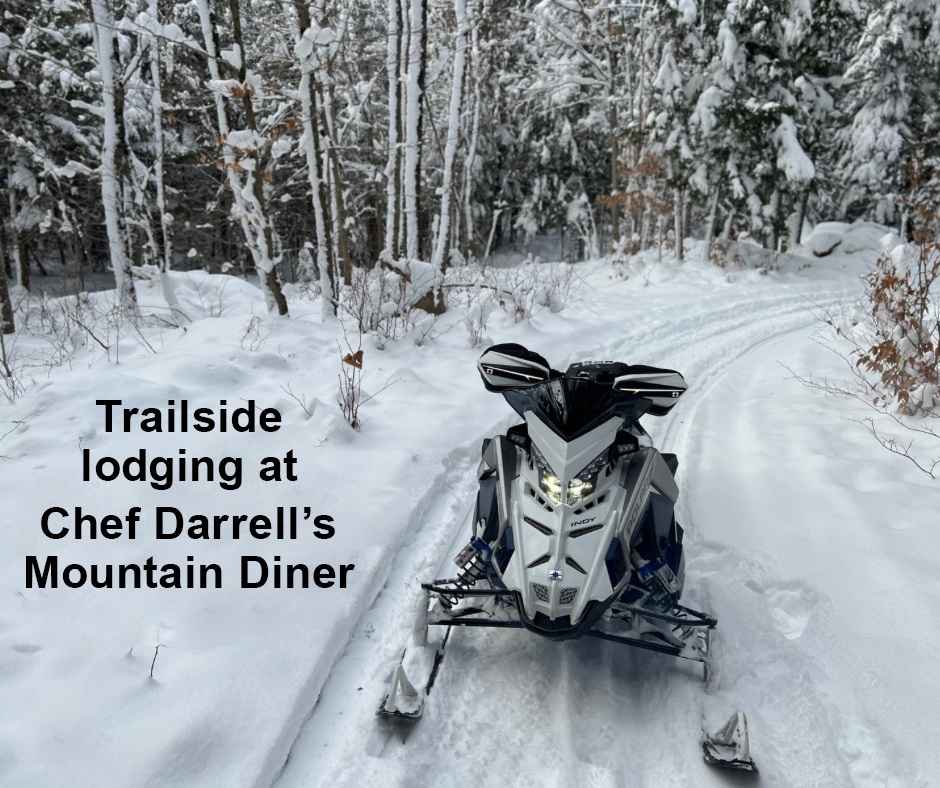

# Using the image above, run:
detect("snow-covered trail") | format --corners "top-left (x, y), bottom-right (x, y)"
top-left (10, 254), bottom-right (922, 788)
top-left (274, 276), bottom-right (909, 788)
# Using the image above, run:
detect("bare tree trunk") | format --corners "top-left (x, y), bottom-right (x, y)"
top-left (316, 2), bottom-right (351, 285)
top-left (673, 189), bottom-right (683, 261)
top-left (607, 22), bottom-right (620, 244)
top-left (416, 0), bottom-right (429, 260)
top-left (793, 185), bottom-right (810, 246)
top-left (431, 0), bottom-right (469, 274)
top-left (704, 186), bottom-right (720, 261)
top-left (657, 213), bottom-right (664, 264)
top-left (145, 0), bottom-right (185, 322)
top-left (228, 0), bottom-right (288, 315)
top-left (294, 0), bottom-right (336, 319)
top-left (86, 0), bottom-right (138, 313)
top-left (6, 167), bottom-right (29, 292)
top-left (404, 0), bottom-right (424, 260)
top-left (767, 188), bottom-right (780, 251)
top-left (462, 0), bottom-right (482, 262)
top-left (196, 0), bottom-right (288, 315)
top-left (609, 99), bottom-right (620, 245)
top-left (322, 81), bottom-right (351, 286)
top-left (384, 0), bottom-right (402, 259)
top-left (397, 0), bottom-right (408, 258)
top-left (0, 225), bottom-right (14, 333)
top-left (329, 145), bottom-right (351, 285)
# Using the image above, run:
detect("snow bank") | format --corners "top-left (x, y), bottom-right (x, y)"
top-left (799, 220), bottom-right (898, 258)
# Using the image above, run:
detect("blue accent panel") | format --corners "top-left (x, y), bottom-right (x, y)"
top-left (649, 488), bottom-right (675, 546)
top-left (663, 516), bottom-right (685, 585)
top-left (475, 475), bottom-right (500, 545)
top-left (471, 538), bottom-right (492, 560)
top-left (605, 537), bottom-right (628, 587)
top-left (494, 526), bottom-right (515, 573)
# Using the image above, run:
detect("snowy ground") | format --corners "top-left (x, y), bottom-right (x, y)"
top-left (1, 248), bottom-right (936, 787)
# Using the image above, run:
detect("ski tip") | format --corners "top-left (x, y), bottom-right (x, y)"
top-left (377, 696), bottom-right (424, 721)
top-left (702, 709), bottom-right (757, 773)
top-left (702, 743), bottom-right (758, 773)
top-left (378, 663), bottom-right (424, 721)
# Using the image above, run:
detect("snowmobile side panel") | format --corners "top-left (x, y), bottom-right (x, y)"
top-left (650, 450), bottom-right (680, 502)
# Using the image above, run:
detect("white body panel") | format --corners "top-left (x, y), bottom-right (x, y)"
top-left (495, 416), bottom-right (677, 627)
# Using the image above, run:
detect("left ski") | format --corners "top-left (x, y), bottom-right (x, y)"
top-left (378, 591), bottom-right (450, 721)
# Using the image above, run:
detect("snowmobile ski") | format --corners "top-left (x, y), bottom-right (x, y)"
top-left (703, 709), bottom-right (757, 771)
top-left (378, 590), bottom-right (452, 721)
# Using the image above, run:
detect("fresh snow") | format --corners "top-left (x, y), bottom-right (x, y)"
top-left (1, 249), bottom-right (938, 788)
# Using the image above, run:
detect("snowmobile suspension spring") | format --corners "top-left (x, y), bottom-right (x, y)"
top-left (439, 554), bottom-right (489, 610)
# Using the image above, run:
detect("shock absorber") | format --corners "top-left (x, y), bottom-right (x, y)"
top-left (438, 539), bottom-right (490, 610)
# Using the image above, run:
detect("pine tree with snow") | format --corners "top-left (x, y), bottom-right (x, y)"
top-left (841, 0), bottom-right (940, 237)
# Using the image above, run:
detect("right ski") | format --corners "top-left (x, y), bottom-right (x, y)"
top-left (703, 709), bottom-right (758, 771)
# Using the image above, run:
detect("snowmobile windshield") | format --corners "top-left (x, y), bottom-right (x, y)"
top-left (502, 377), bottom-right (651, 441)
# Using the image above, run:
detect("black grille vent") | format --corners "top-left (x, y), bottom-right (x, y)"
top-left (572, 494), bottom-right (605, 515)
top-left (532, 583), bottom-right (550, 603)
top-left (524, 516), bottom-right (553, 535)
top-left (570, 523), bottom-right (604, 538)
top-left (525, 484), bottom-right (554, 513)
top-left (565, 556), bottom-right (587, 574)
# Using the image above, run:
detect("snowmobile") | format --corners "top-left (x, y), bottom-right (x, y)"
top-left (380, 343), bottom-right (755, 771)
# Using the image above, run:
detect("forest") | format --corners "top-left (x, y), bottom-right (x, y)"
top-left (1, 0), bottom-right (938, 323)
top-left (3, 3), bottom-right (940, 785)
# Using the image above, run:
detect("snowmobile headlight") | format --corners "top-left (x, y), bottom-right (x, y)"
top-left (531, 444), bottom-right (565, 505)
top-left (566, 450), bottom-right (609, 505)
top-left (540, 474), bottom-right (565, 505)
top-left (532, 445), bottom-right (608, 506)
top-left (539, 472), bottom-right (595, 506)
top-left (565, 477), bottom-right (593, 506)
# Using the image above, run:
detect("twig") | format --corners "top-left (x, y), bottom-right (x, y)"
top-left (281, 382), bottom-right (313, 417)
top-left (150, 643), bottom-right (166, 679)
top-left (858, 417), bottom-right (940, 478)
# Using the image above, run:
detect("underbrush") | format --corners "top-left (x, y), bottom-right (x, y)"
top-left (795, 234), bottom-right (940, 476)
top-left (0, 288), bottom-right (165, 404)
top-left (332, 259), bottom-right (582, 349)
top-left (710, 239), bottom-right (811, 276)
top-left (0, 259), bottom-right (583, 438)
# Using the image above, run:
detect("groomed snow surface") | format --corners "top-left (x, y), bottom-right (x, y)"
top-left (1, 248), bottom-right (937, 787)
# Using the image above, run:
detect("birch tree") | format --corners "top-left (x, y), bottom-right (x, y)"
top-left (196, 0), bottom-right (289, 316)
top-left (84, 0), bottom-right (138, 312)
top-left (431, 0), bottom-right (469, 273)
top-left (384, 0), bottom-right (402, 259)
top-left (403, 0), bottom-right (424, 261)
top-left (293, 0), bottom-right (336, 319)
top-left (135, 1), bottom-right (186, 321)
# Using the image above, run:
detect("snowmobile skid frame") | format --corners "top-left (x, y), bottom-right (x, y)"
top-left (421, 578), bottom-right (716, 670)
top-left (379, 579), bottom-right (717, 721)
